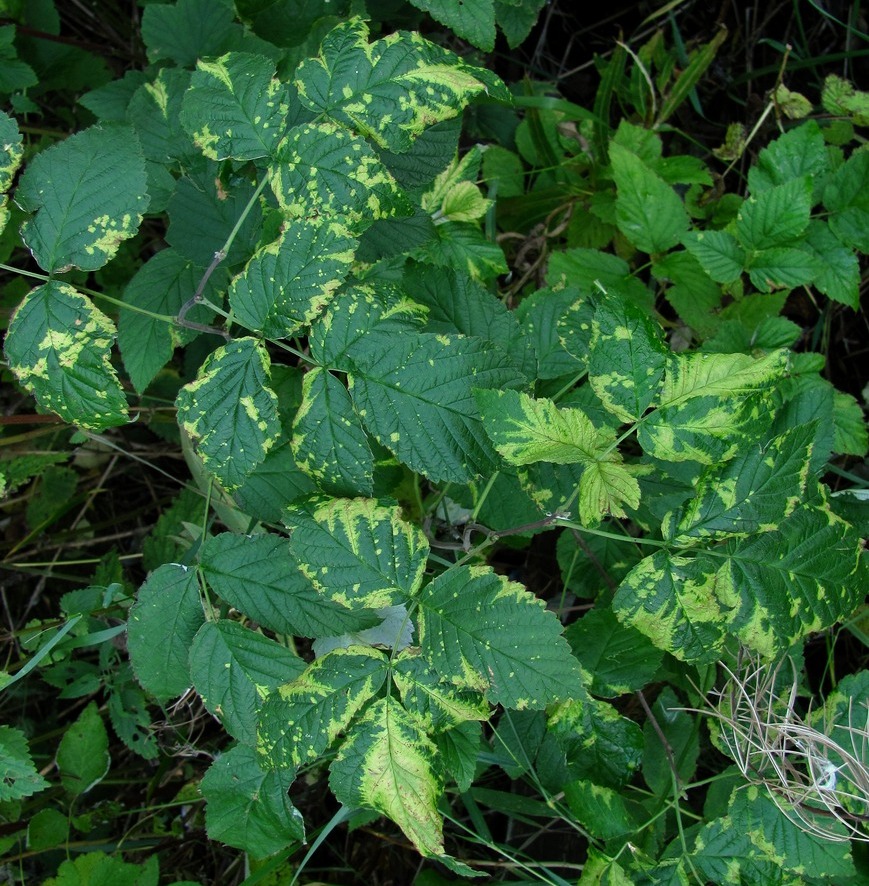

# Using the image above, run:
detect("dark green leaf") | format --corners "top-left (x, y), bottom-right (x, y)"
top-left (0, 726), bottom-right (49, 801)
top-left (127, 563), bottom-right (204, 700)
top-left (202, 745), bottom-right (304, 858)
top-left (736, 176), bottom-right (812, 250)
top-left (56, 702), bottom-right (110, 796)
top-left (190, 620), bottom-right (306, 744)
top-left (408, 0), bottom-right (496, 51)
top-left (141, 0), bottom-right (236, 66)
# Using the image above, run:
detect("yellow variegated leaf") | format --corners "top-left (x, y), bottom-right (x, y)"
top-left (577, 459), bottom-right (642, 526)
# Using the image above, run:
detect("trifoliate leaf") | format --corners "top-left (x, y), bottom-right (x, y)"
top-left (16, 124), bottom-right (148, 273)
top-left (190, 620), bottom-right (306, 744)
top-left (175, 337), bottom-right (282, 491)
top-left (257, 647), bottom-right (388, 769)
top-left (200, 532), bottom-right (377, 638)
top-left (296, 18), bottom-right (507, 151)
top-left (127, 563), bottom-right (204, 700)
top-left (180, 52), bottom-right (289, 160)
top-left (417, 565), bottom-right (583, 709)
top-left (202, 745), bottom-right (304, 859)
top-left (287, 498), bottom-right (429, 609)
top-left (4, 281), bottom-right (129, 431)
top-left (229, 219), bottom-right (356, 339)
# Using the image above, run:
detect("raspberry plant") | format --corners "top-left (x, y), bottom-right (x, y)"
top-left (1, 1), bottom-right (868, 882)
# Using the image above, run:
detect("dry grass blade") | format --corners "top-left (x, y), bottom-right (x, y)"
top-left (702, 648), bottom-right (869, 842)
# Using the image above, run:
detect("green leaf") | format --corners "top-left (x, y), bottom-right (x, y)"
top-left (347, 330), bottom-right (525, 483)
top-left (652, 250), bottom-right (723, 338)
top-left (329, 697), bottom-right (450, 863)
top-left (257, 647), bottom-right (388, 768)
top-left (291, 368), bottom-right (374, 497)
top-left (564, 608), bottom-right (663, 698)
top-left (180, 52), bottom-right (288, 160)
top-left (642, 687), bottom-right (699, 796)
top-left (496, 0), bottom-right (547, 48)
top-left (175, 337), bottom-right (282, 491)
top-left (577, 459), bottom-right (642, 526)
top-left (232, 443), bottom-right (319, 523)
top-left (417, 565), bottom-right (583, 709)
top-left (16, 124), bottom-right (149, 273)
top-left (409, 0), bottom-right (495, 51)
top-left (589, 296), bottom-right (667, 422)
top-left (201, 745), bottom-right (304, 859)
top-left (745, 246), bottom-right (821, 293)
top-left (671, 424), bottom-right (814, 543)
top-left (523, 287), bottom-right (589, 378)
top-left (229, 219), bottom-right (356, 339)
top-left (823, 148), bottom-right (869, 252)
top-left (118, 249), bottom-right (225, 393)
top-left (609, 141), bottom-right (689, 253)
top-left (683, 230), bottom-right (745, 284)
top-left (141, 0), bottom-right (235, 66)
top-left (736, 176), bottom-right (812, 251)
top-left (127, 563), bottom-right (205, 700)
top-left (747, 121), bottom-right (829, 193)
top-left (547, 249), bottom-right (649, 307)
top-left (437, 720), bottom-right (481, 793)
top-left (612, 550), bottom-right (726, 662)
top-left (0, 726), bottom-right (49, 801)
top-left (475, 388), bottom-right (606, 466)
top-left (287, 498), bottom-right (429, 609)
top-left (126, 68), bottom-right (195, 165)
top-left (803, 221), bottom-right (860, 309)
top-left (200, 532), bottom-right (376, 638)
top-left (43, 853), bottom-right (159, 886)
top-left (393, 650), bottom-right (490, 730)
top-left (190, 620), bottom-right (306, 744)
top-left (296, 18), bottom-right (506, 150)
top-left (833, 390), bottom-right (868, 456)
top-left (56, 702), bottom-right (110, 796)
top-left (4, 281), bottom-right (129, 431)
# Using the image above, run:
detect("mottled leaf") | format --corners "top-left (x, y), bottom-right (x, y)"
top-left (200, 532), bottom-right (376, 638)
top-left (176, 338), bottom-right (282, 491)
top-left (230, 219), bottom-right (356, 339)
top-left (287, 498), bottom-right (428, 609)
top-left (5, 281), bottom-right (129, 431)
top-left (296, 18), bottom-right (507, 151)
top-left (180, 52), bottom-right (289, 160)
top-left (0, 110), bottom-right (23, 236)
top-left (257, 647), bottom-right (388, 768)
top-left (16, 125), bottom-right (148, 273)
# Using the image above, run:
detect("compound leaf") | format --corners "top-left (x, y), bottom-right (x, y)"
top-left (16, 124), bottom-right (148, 273)
top-left (180, 52), bottom-right (289, 160)
top-left (127, 563), bottom-right (204, 701)
top-left (190, 620), bottom-right (306, 744)
top-left (287, 498), bottom-right (429, 609)
top-left (417, 565), bottom-right (583, 709)
top-left (175, 337), bottom-right (282, 491)
top-left (202, 745), bottom-right (304, 859)
top-left (200, 532), bottom-right (376, 638)
top-left (5, 281), bottom-right (129, 431)
top-left (347, 330), bottom-right (525, 483)
top-left (229, 219), bottom-right (356, 339)
top-left (296, 18), bottom-right (506, 151)
top-left (257, 647), bottom-right (388, 769)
